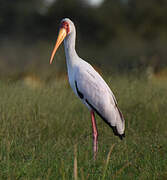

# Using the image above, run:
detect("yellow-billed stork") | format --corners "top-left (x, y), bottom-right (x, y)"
top-left (50, 18), bottom-right (125, 160)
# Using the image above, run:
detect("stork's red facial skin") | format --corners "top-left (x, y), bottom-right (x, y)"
top-left (60, 21), bottom-right (70, 34)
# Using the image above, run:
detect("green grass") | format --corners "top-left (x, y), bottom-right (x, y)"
top-left (0, 75), bottom-right (167, 179)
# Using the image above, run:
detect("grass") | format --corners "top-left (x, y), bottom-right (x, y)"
top-left (0, 75), bottom-right (167, 179)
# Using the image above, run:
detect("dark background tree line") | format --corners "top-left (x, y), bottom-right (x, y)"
top-left (0, 0), bottom-right (167, 79)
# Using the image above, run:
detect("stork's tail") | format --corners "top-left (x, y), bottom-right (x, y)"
top-left (111, 125), bottom-right (125, 140)
top-left (111, 97), bottom-right (125, 140)
top-left (119, 133), bottom-right (125, 140)
top-left (114, 106), bottom-right (125, 140)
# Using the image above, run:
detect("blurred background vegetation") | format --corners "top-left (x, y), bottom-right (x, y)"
top-left (0, 0), bottom-right (167, 81)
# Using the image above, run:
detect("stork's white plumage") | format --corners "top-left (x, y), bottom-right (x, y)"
top-left (50, 18), bottom-right (125, 159)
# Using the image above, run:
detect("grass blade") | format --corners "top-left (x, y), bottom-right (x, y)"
top-left (74, 144), bottom-right (78, 180)
top-left (102, 144), bottom-right (115, 180)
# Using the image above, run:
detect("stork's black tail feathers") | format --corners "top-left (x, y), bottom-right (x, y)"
top-left (111, 126), bottom-right (125, 140)
top-left (118, 133), bottom-right (125, 140)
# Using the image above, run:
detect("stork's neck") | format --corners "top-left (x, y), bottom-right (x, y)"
top-left (64, 30), bottom-right (79, 68)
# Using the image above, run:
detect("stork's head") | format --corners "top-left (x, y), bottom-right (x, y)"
top-left (49, 18), bottom-right (75, 64)
top-left (60, 18), bottom-right (75, 35)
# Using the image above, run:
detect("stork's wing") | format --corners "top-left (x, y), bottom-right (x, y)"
top-left (74, 62), bottom-right (125, 138)
top-left (75, 62), bottom-right (118, 119)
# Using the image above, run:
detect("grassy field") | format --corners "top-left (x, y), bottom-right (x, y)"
top-left (0, 75), bottom-right (166, 179)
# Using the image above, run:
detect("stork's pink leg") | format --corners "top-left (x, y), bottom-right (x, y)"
top-left (91, 110), bottom-right (98, 160)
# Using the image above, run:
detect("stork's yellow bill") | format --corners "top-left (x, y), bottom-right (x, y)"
top-left (50, 28), bottom-right (67, 64)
